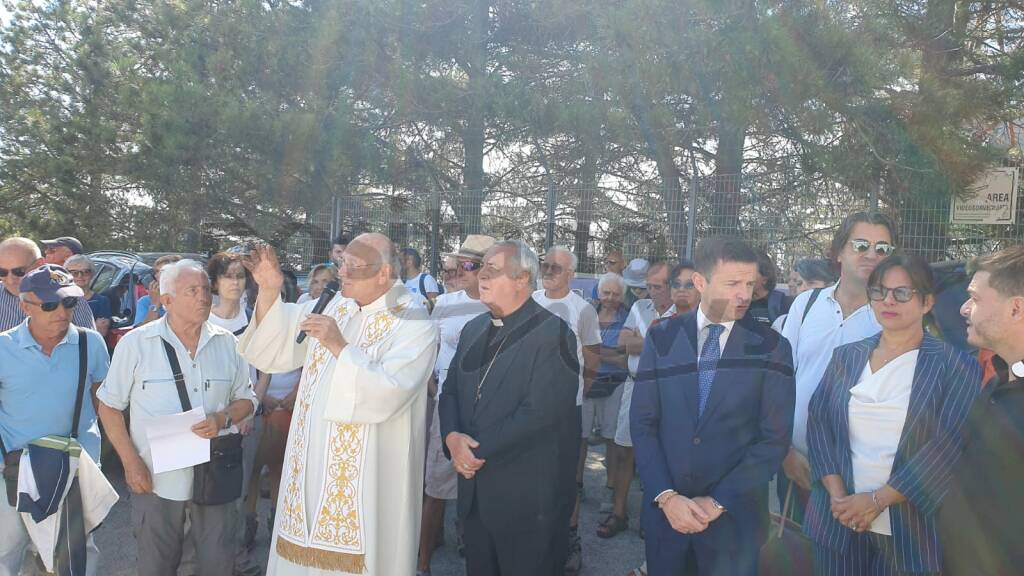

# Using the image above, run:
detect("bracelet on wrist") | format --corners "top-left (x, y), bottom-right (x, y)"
top-left (871, 490), bottom-right (884, 512)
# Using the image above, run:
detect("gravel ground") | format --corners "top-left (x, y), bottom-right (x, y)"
top-left (87, 443), bottom-right (645, 576)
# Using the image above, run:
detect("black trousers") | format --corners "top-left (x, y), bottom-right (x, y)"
top-left (463, 496), bottom-right (565, 576)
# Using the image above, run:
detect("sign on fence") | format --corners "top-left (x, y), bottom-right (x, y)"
top-left (950, 167), bottom-right (1020, 225)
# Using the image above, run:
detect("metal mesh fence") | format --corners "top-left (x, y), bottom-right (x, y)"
top-left (201, 171), bottom-right (1024, 277)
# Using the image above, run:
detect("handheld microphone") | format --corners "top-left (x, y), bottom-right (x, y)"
top-left (296, 280), bottom-right (339, 343)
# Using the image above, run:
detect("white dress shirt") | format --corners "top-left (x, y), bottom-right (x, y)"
top-left (97, 318), bottom-right (258, 501)
top-left (696, 306), bottom-right (735, 359)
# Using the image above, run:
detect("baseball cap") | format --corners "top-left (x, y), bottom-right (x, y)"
top-left (41, 236), bottom-right (84, 255)
top-left (19, 265), bottom-right (84, 303)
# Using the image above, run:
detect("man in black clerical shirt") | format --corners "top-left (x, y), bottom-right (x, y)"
top-left (439, 240), bottom-right (579, 576)
top-left (940, 246), bottom-right (1024, 576)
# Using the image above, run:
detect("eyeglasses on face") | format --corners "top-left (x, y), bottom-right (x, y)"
top-left (0, 267), bottom-right (29, 278)
top-left (24, 296), bottom-right (79, 312)
top-left (457, 261), bottom-right (482, 273)
top-left (67, 269), bottom-right (94, 277)
top-left (540, 262), bottom-right (565, 275)
top-left (850, 239), bottom-right (895, 257)
top-left (670, 279), bottom-right (695, 290)
top-left (868, 286), bottom-right (918, 303)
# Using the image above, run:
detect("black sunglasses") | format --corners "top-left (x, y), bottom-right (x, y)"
top-left (25, 296), bottom-right (79, 312)
top-left (0, 267), bottom-right (28, 278)
top-left (868, 286), bottom-right (918, 303)
top-left (670, 279), bottom-right (695, 290)
top-left (850, 239), bottom-right (895, 257)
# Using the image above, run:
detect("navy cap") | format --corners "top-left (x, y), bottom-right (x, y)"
top-left (19, 265), bottom-right (84, 303)
top-left (41, 237), bottom-right (84, 255)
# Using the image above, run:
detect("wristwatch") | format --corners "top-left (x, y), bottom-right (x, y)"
top-left (222, 413), bottom-right (233, 430)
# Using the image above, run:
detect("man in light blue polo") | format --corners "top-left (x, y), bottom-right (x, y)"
top-left (0, 265), bottom-right (110, 576)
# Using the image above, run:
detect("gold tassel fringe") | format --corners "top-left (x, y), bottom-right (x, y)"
top-left (276, 537), bottom-right (366, 574)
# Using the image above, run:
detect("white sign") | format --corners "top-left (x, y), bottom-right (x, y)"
top-left (951, 167), bottom-right (1019, 225)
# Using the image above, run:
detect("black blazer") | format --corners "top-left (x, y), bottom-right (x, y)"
top-left (438, 298), bottom-right (579, 532)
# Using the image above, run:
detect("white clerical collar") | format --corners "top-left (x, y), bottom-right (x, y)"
top-left (1012, 361), bottom-right (1024, 379)
top-left (696, 306), bottom-right (736, 336)
top-left (490, 317), bottom-right (504, 327)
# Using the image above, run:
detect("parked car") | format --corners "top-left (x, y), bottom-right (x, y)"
top-left (87, 251), bottom-right (154, 327)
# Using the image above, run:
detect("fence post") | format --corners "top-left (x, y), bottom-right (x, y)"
top-left (870, 177), bottom-right (880, 211)
top-left (686, 158), bottom-right (699, 260)
top-left (430, 188), bottom-right (441, 277)
top-left (546, 176), bottom-right (557, 250)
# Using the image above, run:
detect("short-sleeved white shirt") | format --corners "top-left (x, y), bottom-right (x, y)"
top-left (781, 284), bottom-right (882, 455)
top-left (405, 272), bottom-right (439, 297)
top-left (533, 289), bottom-right (602, 405)
top-left (623, 299), bottom-right (675, 377)
top-left (97, 318), bottom-right (258, 501)
top-left (432, 290), bottom-right (488, 395)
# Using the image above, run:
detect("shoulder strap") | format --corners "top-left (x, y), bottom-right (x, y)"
top-left (160, 338), bottom-right (193, 411)
top-left (70, 328), bottom-right (88, 439)
top-left (801, 287), bottom-right (824, 325)
top-left (419, 272), bottom-right (427, 296)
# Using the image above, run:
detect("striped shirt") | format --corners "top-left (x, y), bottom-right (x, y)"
top-left (0, 282), bottom-right (96, 333)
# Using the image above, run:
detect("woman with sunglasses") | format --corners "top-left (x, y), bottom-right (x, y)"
top-left (805, 254), bottom-right (981, 575)
top-left (65, 254), bottom-right (112, 337)
top-left (669, 260), bottom-right (700, 316)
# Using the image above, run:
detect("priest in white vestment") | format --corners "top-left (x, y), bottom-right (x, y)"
top-left (239, 234), bottom-right (438, 575)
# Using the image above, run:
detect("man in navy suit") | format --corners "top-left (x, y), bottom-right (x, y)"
top-left (631, 237), bottom-right (795, 576)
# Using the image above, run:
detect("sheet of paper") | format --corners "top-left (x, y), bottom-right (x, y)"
top-left (145, 407), bottom-right (210, 474)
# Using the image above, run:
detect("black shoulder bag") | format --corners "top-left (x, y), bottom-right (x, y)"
top-left (3, 328), bottom-right (88, 506)
top-left (160, 339), bottom-right (243, 506)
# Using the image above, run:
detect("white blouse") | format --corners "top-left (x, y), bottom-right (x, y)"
top-left (848, 349), bottom-right (918, 536)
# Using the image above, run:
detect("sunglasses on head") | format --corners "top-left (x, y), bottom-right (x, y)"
top-left (540, 262), bottom-right (565, 275)
top-left (25, 296), bottom-right (79, 312)
top-left (670, 279), bottom-right (695, 290)
top-left (0, 267), bottom-right (28, 278)
top-left (850, 239), bottom-right (895, 257)
top-left (868, 286), bottom-right (918, 303)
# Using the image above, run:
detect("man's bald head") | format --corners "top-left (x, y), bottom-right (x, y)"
top-left (0, 238), bottom-right (45, 296)
top-left (352, 232), bottom-right (401, 280)
top-left (0, 237), bottom-right (43, 261)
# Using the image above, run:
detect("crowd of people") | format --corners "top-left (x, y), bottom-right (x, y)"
top-left (0, 211), bottom-right (1022, 576)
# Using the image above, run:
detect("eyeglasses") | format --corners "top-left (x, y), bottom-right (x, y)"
top-left (457, 261), bottom-right (482, 273)
top-left (220, 272), bottom-right (247, 280)
top-left (0, 267), bottom-right (28, 278)
top-left (850, 239), bottom-right (895, 257)
top-left (670, 279), bottom-right (695, 290)
top-left (442, 268), bottom-right (458, 277)
top-left (24, 296), bottom-right (79, 312)
top-left (868, 286), bottom-right (919, 303)
top-left (67, 269), bottom-right (93, 277)
top-left (338, 258), bottom-right (380, 271)
top-left (540, 262), bottom-right (565, 275)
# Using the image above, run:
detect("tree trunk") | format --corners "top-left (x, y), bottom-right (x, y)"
top-left (458, 0), bottom-right (490, 235)
top-left (711, 117), bottom-right (746, 234)
top-left (629, 88), bottom-right (689, 258)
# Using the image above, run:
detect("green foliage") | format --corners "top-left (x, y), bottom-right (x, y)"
top-left (0, 0), bottom-right (1021, 254)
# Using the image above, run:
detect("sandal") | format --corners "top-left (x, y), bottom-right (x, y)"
top-left (596, 514), bottom-right (628, 538)
top-left (626, 562), bottom-right (648, 576)
top-left (243, 513), bottom-right (258, 550)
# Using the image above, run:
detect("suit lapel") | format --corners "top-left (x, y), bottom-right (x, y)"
top-left (896, 336), bottom-right (943, 456)
top-left (461, 320), bottom-right (489, 420)
top-left (696, 320), bottom-right (749, 430)
top-left (679, 313), bottom-right (701, 425)
top-left (838, 336), bottom-right (876, 448)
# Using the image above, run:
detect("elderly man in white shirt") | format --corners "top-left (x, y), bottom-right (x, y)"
top-left (97, 260), bottom-right (257, 576)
